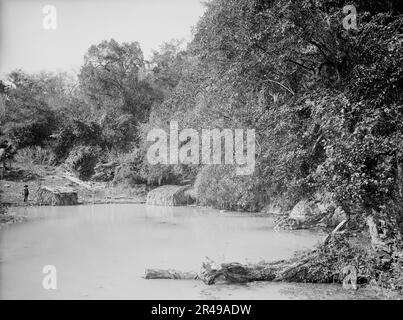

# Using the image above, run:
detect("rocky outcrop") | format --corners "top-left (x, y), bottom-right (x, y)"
top-left (289, 200), bottom-right (322, 222)
top-left (274, 197), bottom-right (346, 230)
top-left (274, 200), bottom-right (324, 230)
top-left (261, 202), bottom-right (283, 215)
top-left (146, 185), bottom-right (193, 206)
top-left (36, 186), bottom-right (78, 206)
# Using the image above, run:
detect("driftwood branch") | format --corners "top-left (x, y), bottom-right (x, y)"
top-left (145, 220), bottom-right (354, 286)
top-left (323, 219), bottom-right (347, 245)
top-left (144, 269), bottom-right (197, 280)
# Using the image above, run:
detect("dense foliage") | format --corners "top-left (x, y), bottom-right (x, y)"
top-left (1, 0), bottom-right (402, 225)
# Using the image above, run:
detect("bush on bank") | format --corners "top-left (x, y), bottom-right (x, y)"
top-left (14, 146), bottom-right (58, 166)
top-left (65, 145), bottom-right (102, 181)
top-left (194, 165), bottom-right (266, 212)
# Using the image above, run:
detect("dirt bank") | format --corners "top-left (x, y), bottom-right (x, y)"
top-left (0, 162), bottom-right (147, 224)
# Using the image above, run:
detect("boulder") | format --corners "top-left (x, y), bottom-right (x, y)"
top-left (36, 186), bottom-right (78, 206)
top-left (274, 215), bottom-right (301, 231)
top-left (146, 185), bottom-right (192, 206)
top-left (289, 200), bottom-right (322, 223)
top-left (275, 196), bottom-right (342, 230)
top-left (274, 199), bottom-right (329, 230)
top-left (261, 203), bottom-right (283, 215)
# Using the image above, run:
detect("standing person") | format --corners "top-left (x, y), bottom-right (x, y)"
top-left (0, 147), bottom-right (5, 171)
top-left (23, 185), bottom-right (29, 203)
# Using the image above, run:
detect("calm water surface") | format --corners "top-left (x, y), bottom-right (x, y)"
top-left (0, 204), bottom-right (382, 299)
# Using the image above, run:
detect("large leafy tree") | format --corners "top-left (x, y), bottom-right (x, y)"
top-left (79, 39), bottom-right (161, 151)
top-left (0, 71), bottom-right (58, 148)
top-left (79, 39), bottom-right (156, 122)
top-left (149, 40), bottom-right (188, 97)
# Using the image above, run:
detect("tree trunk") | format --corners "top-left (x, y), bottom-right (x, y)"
top-left (144, 249), bottom-right (354, 285)
top-left (366, 215), bottom-right (390, 253)
top-left (144, 220), bottom-right (362, 286)
top-left (144, 269), bottom-right (197, 280)
top-left (145, 258), bottom-right (310, 284)
top-left (397, 151), bottom-right (403, 199)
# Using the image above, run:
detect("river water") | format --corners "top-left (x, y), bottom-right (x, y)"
top-left (0, 204), bottom-right (383, 299)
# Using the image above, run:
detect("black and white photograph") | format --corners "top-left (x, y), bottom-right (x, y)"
top-left (0, 0), bottom-right (402, 305)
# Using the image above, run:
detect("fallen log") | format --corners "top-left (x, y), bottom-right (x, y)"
top-left (323, 219), bottom-right (348, 245)
top-left (144, 254), bottom-right (318, 285)
top-left (144, 269), bottom-right (197, 280)
top-left (62, 172), bottom-right (93, 189)
top-left (144, 219), bottom-right (365, 287)
top-left (92, 161), bottom-right (118, 182)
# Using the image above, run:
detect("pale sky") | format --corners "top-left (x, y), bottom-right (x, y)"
top-left (0, 0), bottom-right (206, 76)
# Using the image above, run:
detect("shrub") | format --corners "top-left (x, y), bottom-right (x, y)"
top-left (65, 145), bottom-right (102, 180)
top-left (142, 163), bottom-right (196, 186)
top-left (14, 146), bottom-right (57, 166)
top-left (2, 102), bottom-right (57, 149)
top-left (50, 118), bottom-right (105, 161)
top-left (194, 165), bottom-right (266, 212)
top-left (112, 148), bottom-right (146, 186)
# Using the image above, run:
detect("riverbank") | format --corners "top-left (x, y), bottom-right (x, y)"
top-left (0, 162), bottom-right (147, 227)
top-left (1, 163), bottom-right (146, 205)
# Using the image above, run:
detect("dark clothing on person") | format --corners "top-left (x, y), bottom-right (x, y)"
top-left (23, 187), bottom-right (29, 202)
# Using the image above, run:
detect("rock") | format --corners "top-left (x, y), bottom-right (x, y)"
top-left (146, 185), bottom-right (192, 206)
top-left (274, 215), bottom-right (301, 231)
top-left (36, 186), bottom-right (78, 206)
top-left (3, 184), bottom-right (11, 188)
top-left (261, 203), bottom-right (283, 215)
top-left (275, 198), bottom-right (334, 230)
top-left (289, 200), bottom-right (321, 223)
